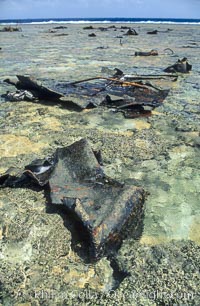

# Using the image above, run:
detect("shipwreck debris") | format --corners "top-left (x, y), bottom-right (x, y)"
top-left (3, 69), bottom-right (171, 118)
top-left (98, 27), bottom-right (108, 32)
top-left (53, 26), bottom-right (68, 30)
top-left (2, 90), bottom-right (36, 102)
top-left (147, 30), bottom-right (158, 35)
top-left (0, 26), bottom-right (22, 32)
top-left (0, 138), bottom-right (146, 260)
top-left (83, 25), bottom-right (94, 30)
top-left (4, 75), bottom-right (63, 100)
top-left (88, 33), bottom-right (96, 37)
top-left (124, 28), bottom-right (138, 36)
top-left (121, 74), bottom-right (178, 82)
top-left (135, 50), bottom-right (158, 56)
top-left (163, 48), bottom-right (174, 55)
top-left (54, 33), bottom-right (69, 37)
top-left (164, 57), bottom-right (192, 73)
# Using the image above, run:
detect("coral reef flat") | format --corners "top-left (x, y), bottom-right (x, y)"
top-left (0, 22), bottom-right (200, 305)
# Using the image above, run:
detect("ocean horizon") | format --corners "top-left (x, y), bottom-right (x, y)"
top-left (1, 17), bottom-right (200, 25)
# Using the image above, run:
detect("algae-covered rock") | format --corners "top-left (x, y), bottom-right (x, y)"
top-left (114, 239), bottom-right (200, 305)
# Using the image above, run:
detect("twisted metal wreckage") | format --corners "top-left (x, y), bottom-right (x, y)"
top-left (2, 58), bottom-right (191, 119)
top-left (0, 139), bottom-right (146, 260)
top-left (1, 59), bottom-right (192, 259)
top-left (3, 68), bottom-right (177, 118)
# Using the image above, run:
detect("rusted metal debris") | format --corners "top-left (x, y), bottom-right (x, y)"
top-left (134, 48), bottom-right (174, 56)
top-left (4, 75), bottom-right (63, 100)
top-left (164, 57), bottom-right (192, 73)
top-left (0, 138), bottom-right (146, 260)
top-left (3, 90), bottom-right (36, 102)
top-left (147, 30), bottom-right (158, 35)
top-left (3, 69), bottom-right (172, 118)
top-left (88, 33), bottom-right (96, 37)
top-left (135, 50), bottom-right (158, 56)
top-left (0, 26), bottom-right (22, 32)
top-left (124, 28), bottom-right (138, 35)
top-left (146, 29), bottom-right (172, 34)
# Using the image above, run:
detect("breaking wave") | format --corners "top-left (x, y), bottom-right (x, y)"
top-left (1, 18), bottom-right (200, 25)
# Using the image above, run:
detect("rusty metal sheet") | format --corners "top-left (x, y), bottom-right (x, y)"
top-left (0, 139), bottom-right (146, 260)
top-left (48, 139), bottom-right (145, 259)
top-left (3, 73), bottom-right (170, 116)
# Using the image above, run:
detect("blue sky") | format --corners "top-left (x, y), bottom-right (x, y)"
top-left (0, 0), bottom-right (199, 19)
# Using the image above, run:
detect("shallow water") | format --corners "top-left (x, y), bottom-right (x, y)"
top-left (0, 23), bottom-right (200, 304)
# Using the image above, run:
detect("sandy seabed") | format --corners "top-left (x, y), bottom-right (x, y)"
top-left (0, 22), bottom-right (200, 305)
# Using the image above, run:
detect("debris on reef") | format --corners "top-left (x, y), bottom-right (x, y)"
top-left (146, 29), bottom-right (172, 34)
top-left (53, 26), bottom-right (68, 30)
top-left (4, 75), bottom-right (63, 100)
top-left (83, 25), bottom-right (94, 30)
top-left (147, 30), bottom-right (158, 34)
top-left (0, 138), bottom-right (146, 260)
top-left (88, 33), bottom-right (96, 37)
top-left (2, 89), bottom-right (36, 101)
top-left (135, 49), bottom-right (158, 56)
top-left (124, 28), bottom-right (138, 35)
top-left (164, 57), bottom-right (192, 73)
top-left (3, 68), bottom-right (172, 118)
top-left (0, 26), bottom-right (22, 32)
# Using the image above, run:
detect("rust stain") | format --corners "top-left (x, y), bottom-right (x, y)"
top-left (51, 186), bottom-right (61, 192)
top-left (92, 225), bottom-right (103, 238)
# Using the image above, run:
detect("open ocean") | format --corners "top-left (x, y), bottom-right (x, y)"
top-left (1, 17), bottom-right (200, 24)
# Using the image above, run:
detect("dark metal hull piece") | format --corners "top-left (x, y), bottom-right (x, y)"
top-left (49, 139), bottom-right (145, 259)
top-left (3, 74), bottom-right (170, 117)
top-left (0, 139), bottom-right (146, 260)
top-left (164, 57), bottom-right (192, 73)
top-left (135, 50), bottom-right (158, 56)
